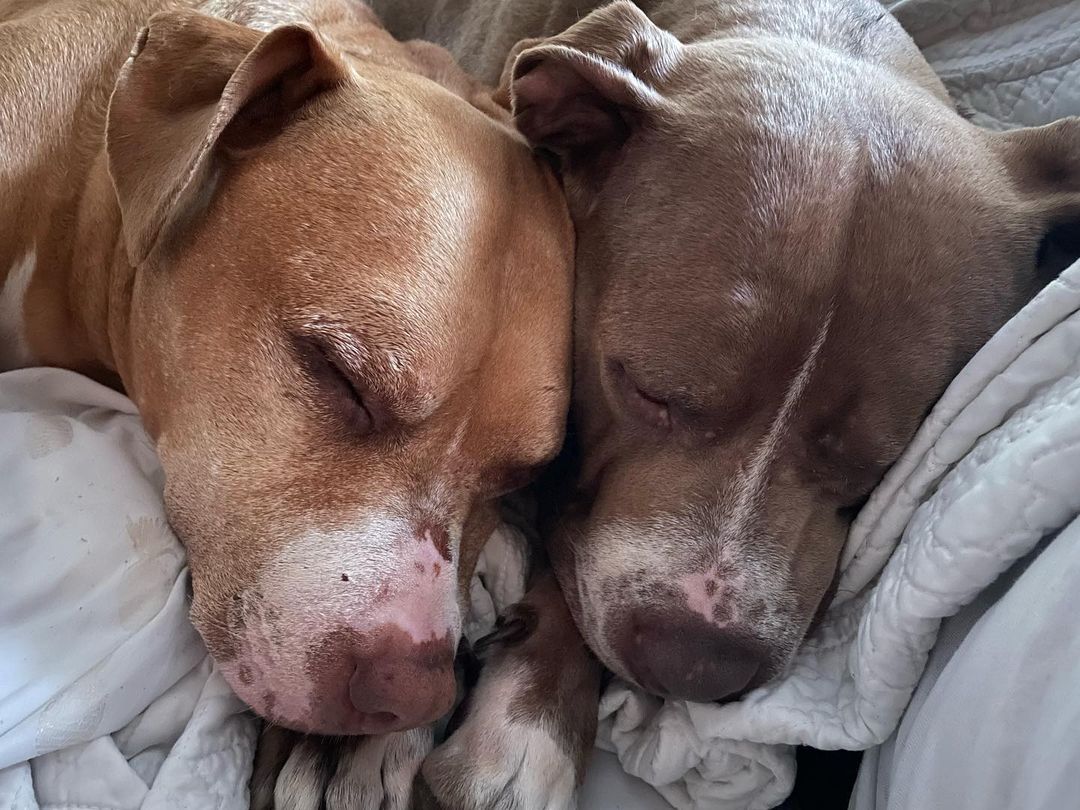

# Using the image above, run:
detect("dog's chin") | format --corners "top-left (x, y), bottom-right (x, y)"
top-left (605, 648), bottom-right (789, 703)
top-left (260, 704), bottom-right (419, 737)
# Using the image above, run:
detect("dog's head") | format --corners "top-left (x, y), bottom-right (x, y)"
top-left (506, 0), bottom-right (1080, 700)
top-left (105, 10), bottom-right (573, 734)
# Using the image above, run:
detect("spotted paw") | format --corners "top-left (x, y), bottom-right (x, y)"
top-left (417, 679), bottom-right (580, 810)
top-left (416, 573), bottom-right (600, 810)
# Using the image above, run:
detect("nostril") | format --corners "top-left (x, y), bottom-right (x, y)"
top-left (363, 710), bottom-right (399, 726)
top-left (349, 658), bottom-right (452, 728)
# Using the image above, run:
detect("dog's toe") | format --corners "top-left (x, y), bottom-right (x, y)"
top-left (251, 725), bottom-right (297, 810)
top-left (325, 727), bottom-right (434, 810)
top-left (274, 735), bottom-right (333, 810)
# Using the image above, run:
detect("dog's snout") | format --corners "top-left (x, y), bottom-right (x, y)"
top-left (347, 623), bottom-right (457, 732)
top-left (617, 608), bottom-right (768, 702)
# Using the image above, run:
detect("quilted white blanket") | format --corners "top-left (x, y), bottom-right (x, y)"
top-left (592, 3), bottom-right (1080, 803)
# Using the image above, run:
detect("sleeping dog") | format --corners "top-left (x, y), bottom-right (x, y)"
top-left (253, 0), bottom-right (1080, 806)
top-left (0, 0), bottom-right (573, 791)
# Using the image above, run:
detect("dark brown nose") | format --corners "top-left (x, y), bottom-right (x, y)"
top-left (616, 608), bottom-right (769, 702)
top-left (347, 625), bottom-right (456, 731)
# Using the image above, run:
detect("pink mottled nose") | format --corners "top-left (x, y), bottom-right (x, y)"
top-left (297, 620), bottom-right (458, 735)
top-left (347, 623), bottom-right (457, 731)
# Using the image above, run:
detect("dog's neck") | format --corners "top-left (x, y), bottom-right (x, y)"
top-left (1, 96), bottom-right (135, 392)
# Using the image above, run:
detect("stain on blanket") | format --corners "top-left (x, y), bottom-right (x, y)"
top-left (126, 515), bottom-right (173, 553)
top-left (117, 554), bottom-right (179, 630)
top-left (25, 413), bottom-right (73, 459)
top-left (120, 516), bottom-right (184, 630)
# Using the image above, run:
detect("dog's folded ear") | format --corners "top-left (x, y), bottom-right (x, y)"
top-left (106, 10), bottom-right (347, 265)
top-left (994, 117), bottom-right (1080, 203)
top-left (992, 117), bottom-right (1080, 278)
top-left (500, 1), bottom-right (680, 171)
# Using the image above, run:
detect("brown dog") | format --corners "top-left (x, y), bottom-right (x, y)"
top-left (249, 0), bottom-right (1080, 806)
top-left (0, 0), bottom-right (573, 755)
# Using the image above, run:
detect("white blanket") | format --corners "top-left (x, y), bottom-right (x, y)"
top-left (592, 3), bottom-right (1080, 804)
top-left (0, 370), bottom-right (257, 809)
top-left (890, 0), bottom-right (1080, 131)
top-left (0, 368), bottom-right (528, 808)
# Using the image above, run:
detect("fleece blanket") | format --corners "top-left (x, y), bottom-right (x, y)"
top-left (0, 367), bottom-right (529, 809)
top-left (591, 3), bottom-right (1080, 805)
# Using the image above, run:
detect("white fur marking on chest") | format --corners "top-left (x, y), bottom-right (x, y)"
top-left (0, 251), bottom-right (36, 370)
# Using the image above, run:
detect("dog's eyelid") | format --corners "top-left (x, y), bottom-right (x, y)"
top-left (608, 359), bottom-right (672, 431)
top-left (302, 329), bottom-right (440, 426)
top-left (667, 396), bottom-right (711, 422)
top-left (614, 361), bottom-right (713, 414)
top-left (608, 359), bottom-right (668, 404)
top-left (289, 320), bottom-right (404, 384)
top-left (292, 333), bottom-right (390, 434)
top-left (608, 359), bottom-right (727, 438)
top-left (319, 340), bottom-right (375, 393)
top-left (323, 345), bottom-right (384, 427)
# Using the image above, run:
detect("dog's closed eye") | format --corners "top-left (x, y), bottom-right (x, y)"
top-left (607, 359), bottom-right (671, 431)
top-left (292, 334), bottom-right (383, 436)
